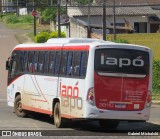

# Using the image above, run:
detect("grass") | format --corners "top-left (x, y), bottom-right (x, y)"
top-left (27, 31), bottom-right (35, 41)
top-left (7, 22), bottom-right (50, 42)
top-left (6, 22), bottom-right (50, 31)
top-left (107, 33), bottom-right (160, 60)
top-left (7, 23), bottom-right (33, 30)
top-left (7, 23), bottom-right (50, 43)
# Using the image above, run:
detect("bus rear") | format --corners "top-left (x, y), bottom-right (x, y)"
top-left (86, 44), bottom-right (152, 128)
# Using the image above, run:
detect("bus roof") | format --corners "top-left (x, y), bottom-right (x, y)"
top-left (13, 38), bottom-right (150, 52)
top-left (46, 38), bottom-right (107, 44)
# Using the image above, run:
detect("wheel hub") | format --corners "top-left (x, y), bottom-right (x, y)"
top-left (17, 101), bottom-right (22, 112)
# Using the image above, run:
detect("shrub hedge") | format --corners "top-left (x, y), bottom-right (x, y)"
top-left (35, 32), bottom-right (50, 43)
top-left (35, 31), bottom-right (66, 43)
top-left (153, 60), bottom-right (160, 95)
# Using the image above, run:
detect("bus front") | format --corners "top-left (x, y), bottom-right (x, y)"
top-left (86, 44), bottom-right (152, 128)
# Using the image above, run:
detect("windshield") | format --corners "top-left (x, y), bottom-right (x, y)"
top-left (95, 48), bottom-right (149, 76)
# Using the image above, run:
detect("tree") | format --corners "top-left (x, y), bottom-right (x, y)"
top-left (41, 7), bottom-right (57, 22)
top-left (41, 7), bottom-right (66, 22)
top-left (75, 0), bottom-right (93, 5)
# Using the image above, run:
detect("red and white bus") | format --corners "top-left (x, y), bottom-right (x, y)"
top-left (6, 38), bottom-right (152, 129)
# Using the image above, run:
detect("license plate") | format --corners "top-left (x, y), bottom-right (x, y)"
top-left (115, 104), bottom-right (126, 108)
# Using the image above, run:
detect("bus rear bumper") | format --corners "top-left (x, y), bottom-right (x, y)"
top-left (85, 105), bottom-right (150, 121)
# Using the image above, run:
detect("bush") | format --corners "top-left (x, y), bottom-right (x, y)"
top-left (35, 32), bottom-right (50, 43)
top-left (76, 0), bottom-right (93, 5)
top-left (0, 14), bottom-right (5, 20)
top-left (41, 7), bottom-right (66, 22)
top-left (41, 8), bottom-right (57, 22)
top-left (35, 31), bottom-right (66, 43)
top-left (49, 31), bottom-right (66, 38)
top-left (1, 14), bottom-right (33, 24)
top-left (2, 14), bottom-right (19, 24)
top-left (19, 15), bottom-right (33, 23)
top-left (153, 60), bottom-right (160, 95)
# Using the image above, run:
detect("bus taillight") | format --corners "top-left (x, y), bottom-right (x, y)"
top-left (146, 91), bottom-right (152, 107)
top-left (87, 87), bottom-right (95, 105)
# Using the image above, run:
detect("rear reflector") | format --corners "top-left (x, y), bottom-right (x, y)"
top-left (147, 95), bottom-right (151, 103)
top-left (87, 87), bottom-right (95, 105)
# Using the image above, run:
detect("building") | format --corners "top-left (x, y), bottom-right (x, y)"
top-left (91, 0), bottom-right (160, 5)
top-left (0, 0), bottom-right (32, 13)
top-left (67, 5), bottom-right (160, 38)
top-left (1, 0), bottom-right (17, 13)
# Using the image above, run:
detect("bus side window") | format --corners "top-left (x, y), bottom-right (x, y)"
top-left (19, 51), bottom-right (25, 72)
top-left (80, 51), bottom-right (88, 77)
top-left (48, 51), bottom-right (55, 74)
top-left (33, 51), bottom-right (39, 73)
top-left (9, 51), bottom-right (19, 78)
top-left (44, 51), bottom-right (49, 74)
top-left (27, 51), bottom-right (34, 73)
top-left (38, 51), bottom-right (45, 73)
top-left (72, 51), bottom-right (81, 77)
top-left (60, 51), bottom-right (68, 76)
top-left (66, 51), bottom-right (73, 76)
top-left (55, 51), bottom-right (61, 75)
top-left (10, 61), bottom-right (16, 78)
top-left (23, 51), bottom-right (28, 72)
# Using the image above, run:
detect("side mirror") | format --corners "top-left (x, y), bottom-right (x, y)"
top-left (6, 60), bottom-right (10, 70)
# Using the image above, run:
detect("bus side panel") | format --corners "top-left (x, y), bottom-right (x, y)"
top-left (82, 46), bottom-right (95, 118)
top-left (58, 78), bottom-right (85, 118)
top-left (7, 75), bottom-right (25, 107)
top-left (22, 74), bottom-right (58, 113)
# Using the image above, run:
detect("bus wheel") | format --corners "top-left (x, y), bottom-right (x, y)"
top-left (14, 95), bottom-right (26, 117)
top-left (54, 102), bottom-right (66, 128)
top-left (99, 120), bottom-right (120, 129)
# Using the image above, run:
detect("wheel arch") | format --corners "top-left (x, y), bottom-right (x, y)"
top-left (15, 92), bottom-right (21, 98)
top-left (52, 98), bottom-right (60, 115)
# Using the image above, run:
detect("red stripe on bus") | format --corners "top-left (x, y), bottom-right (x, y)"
top-left (14, 45), bottom-right (90, 51)
top-left (61, 114), bottom-right (78, 119)
top-left (62, 46), bottom-right (90, 51)
top-left (22, 105), bottom-right (52, 115)
top-left (22, 105), bottom-right (78, 118)
top-left (14, 46), bottom-right (62, 51)
top-left (31, 98), bottom-right (47, 102)
top-left (7, 75), bottom-right (23, 87)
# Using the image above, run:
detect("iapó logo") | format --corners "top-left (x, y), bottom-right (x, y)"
top-left (101, 55), bottom-right (144, 67)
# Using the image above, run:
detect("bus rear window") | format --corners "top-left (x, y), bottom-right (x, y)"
top-left (95, 49), bottom-right (149, 75)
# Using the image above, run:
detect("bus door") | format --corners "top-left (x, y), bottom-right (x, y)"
top-left (58, 50), bottom-right (72, 116)
top-left (94, 48), bottom-right (150, 111)
top-left (58, 49), bottom-right (88, 118)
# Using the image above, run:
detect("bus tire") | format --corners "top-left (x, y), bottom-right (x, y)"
top-left (54, 102), bottom-right (66, 128)
top-left (99, 119), bottom-right (120, 129)
top-left (14, 95), bottom-right (26, 117)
